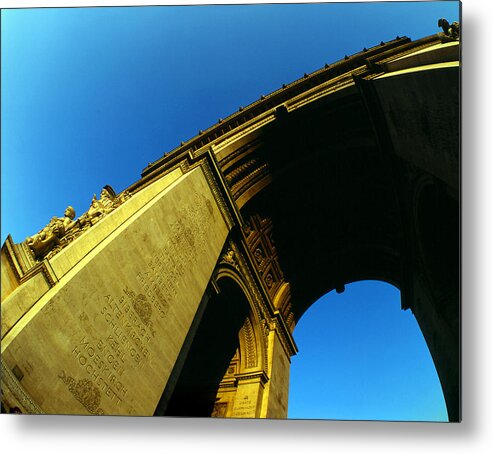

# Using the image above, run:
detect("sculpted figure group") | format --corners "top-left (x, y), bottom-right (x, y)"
top-left (26, 185), bottom-right (131, 260)
top-left (438, 18), bottom-right (460, 41)
top-left (26, 206), bottom-right (78, 259)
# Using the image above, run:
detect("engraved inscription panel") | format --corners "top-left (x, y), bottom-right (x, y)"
top-left (1, 168), bottom-right (229, 415)
top-left (231, 383), bottom-right (263, 419)
top-left (232, 395), bottom-right (257, 418)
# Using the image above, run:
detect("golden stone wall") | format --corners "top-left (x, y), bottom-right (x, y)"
top-left (2, 167), bottom-right (229, 415)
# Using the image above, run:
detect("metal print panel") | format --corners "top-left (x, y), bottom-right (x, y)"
top-left (1, 1), bottom-right (460, 422)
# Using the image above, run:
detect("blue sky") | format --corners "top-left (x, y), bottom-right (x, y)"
top-left (288, 280), bottom-right (448, 421)
top-left (1, 1), bottom-right (459, 421)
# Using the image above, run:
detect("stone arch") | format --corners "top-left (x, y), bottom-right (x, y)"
top-left (160, 272), bottom-right (252, 417)
top-left (214, 250), bottom-right (269, 376)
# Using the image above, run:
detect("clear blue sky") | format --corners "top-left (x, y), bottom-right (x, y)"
top-left (1, 1), bottom-right (459, 421)
top-left (288, 281), bottom-right (448, 421)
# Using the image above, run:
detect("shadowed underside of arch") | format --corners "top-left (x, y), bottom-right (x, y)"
top-left (1, 34), bottom-right (460, 421)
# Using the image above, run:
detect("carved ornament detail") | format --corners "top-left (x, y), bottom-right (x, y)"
top-left (221, 247), bottom-right (240, 271)
top-left (58, 370), bottom-right (104, 415)
top-left (123, 287), bottom-right (153, 327)
top-left (241, 317), bottom-right (257, 369)
top-left (243, 222), bottom-right (253, 238)
top-left (260, 318), bottom-right (270, 340)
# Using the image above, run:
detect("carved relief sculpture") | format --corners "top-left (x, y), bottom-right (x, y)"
top-left (26, 206), bottom-right (77, 260)
top-left (78, 187), bottom-right (114, 227)
top-left (24, 185), bottom-right (131, 261)
top-left (438, 18), bottom-right (460, 41)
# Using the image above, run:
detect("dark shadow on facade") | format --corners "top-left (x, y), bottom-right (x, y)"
top-left (163, 278), bottom-right (250, 417)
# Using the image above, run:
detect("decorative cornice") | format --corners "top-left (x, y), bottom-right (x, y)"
top-left (20, 260), bottom-right (59, 288)
top-left (235, 370), bottom-right (269, 385)
top-left (219, 137), bottom-right (263, 170)
top-left (141, 37), bottom-right (417, 179)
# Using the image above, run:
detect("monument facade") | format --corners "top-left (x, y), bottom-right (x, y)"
top-left (1, 31), bottom-right (460, 420)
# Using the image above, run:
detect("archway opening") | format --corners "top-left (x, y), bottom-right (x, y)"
top-left (163, 278), bottom-right (250, 417)
top-left (287, 280), bottom-right (448, 421)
